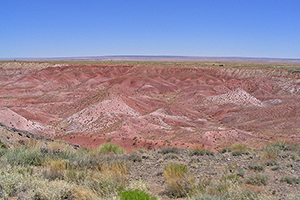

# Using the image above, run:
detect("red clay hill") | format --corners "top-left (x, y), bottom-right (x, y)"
top-left (1, 62), bottom-right (300, 152)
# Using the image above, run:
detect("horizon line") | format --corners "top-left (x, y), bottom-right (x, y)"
top-left (1, 55), bottom-right (300, 63)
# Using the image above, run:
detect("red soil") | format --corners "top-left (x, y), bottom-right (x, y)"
top-left (1, 63), bottom-right (300, 152)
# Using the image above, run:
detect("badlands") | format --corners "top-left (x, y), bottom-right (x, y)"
top-left (0, 61), bottom-right (300, 151)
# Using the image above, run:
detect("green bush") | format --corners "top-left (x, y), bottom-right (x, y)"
top-left (4, 146), bottom-right (44, 166)
top-left (231, 144), bottom-right (247, 151)
top-left (231, 150), bottom-right (249, 156)
top-left (221, 174), bottom-right (240, 183)
top-left (263, 145), bottom-right (281, 159)
top-left (272, 142), bottom-right (287, 151)
top-left (189, 149), bottom-right (215, 156)
top-left (160, 147), bottom-right (181, 154)
top-left (120, 189), bottom-right (157, 200)
top-left (164, 153), bottom-right (180, 160)
top-left (98, 142), bottom-right (126, 154)
top-left (280, 151), bottom-right (297, 160)
top-left (225, 164), bottom-right (245, 178)
top-left (219, 147), bottom-right (232, 153)
top-left (38, 142), bottom-right (80, 162)
top-left (129, 153), bottom-right (142, 162)
top-left (106, 137), bottom-right (114, 142)
top-left (284, 144), bottom-right (300, 152)
top-left (280, 176), bottom-right (300, 185)
top-left (246, 174), bottom-right (269, 186)
top-left (264, 159), bottom-right (278, 166)
top-left (271, 165), bottom-right (280, 171)
top-left (0, 141), bottom-right (6, 149)
top-left (248, 163), bottom-right (264, 172)
top-left (0, 148), bottom-right (6, 157)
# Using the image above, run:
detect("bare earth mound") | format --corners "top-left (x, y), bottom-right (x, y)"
top-left (205, 88), bottom-right (263, 107)
top-left (0, 62), bottom-right (300, 151)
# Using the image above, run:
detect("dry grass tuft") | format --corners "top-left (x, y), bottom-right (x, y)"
top-left (163, 162), bottom-right (194, 198)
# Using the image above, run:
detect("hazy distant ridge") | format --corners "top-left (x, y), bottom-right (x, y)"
top-left (2, 56), bottom-right (300, 63)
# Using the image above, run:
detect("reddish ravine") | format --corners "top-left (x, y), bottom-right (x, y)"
top-left (1, 63), bottom-right (300, 152)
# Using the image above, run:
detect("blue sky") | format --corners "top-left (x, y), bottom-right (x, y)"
top-left (0, 0), bottom-right (299, 59)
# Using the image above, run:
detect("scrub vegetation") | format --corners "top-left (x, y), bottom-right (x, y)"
top-left (0, 140), bottom-right (300, 199)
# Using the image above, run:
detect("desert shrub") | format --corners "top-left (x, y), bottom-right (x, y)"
top-left (203, 179), bottom-right (235, 197)
top-left (98, 142), bottom-right (126, 154)
top-left (160, 147), bottom-right (181, 154)
top-left (70, 147), bottom-right (124, 169)
top-left (47, 159), bottom-right (70, 170)
top-left (87, 162), bottom-right (129, 197)
top-left (271, 165), bottom-right (281, 171)
top-left (225, 164), bottom-right (245, 178)
top-left (219, 144), bottom-right (249, 155)
top-left (129, 153), bottom-right (142, 162)
top-left (164, 153), bottom-right (180, 160)
top-left (272, 142), bottom-right (287, 150)
top-left (248, 163), bottom-right (264, 172)
top-left (0, 165), bottom-right (98, 199)
top-left (195, 186), bottom-right (261, 200)
top-left (190, 194), bottom-right (220, 200)
top-left (100, 161), bottom-right (129, 184)
top-left (263, 145), bottom-right (281, 159)
top-left (0, 140), bottom-right (6, 149)
top-left (206, 184), bottom-right (227, 196)
top-left (98, 154), bottom-right (128, 165)
top-left (43, 168), bottom-right (65, 181)
top-left (280, 151), bottom-right (297, 160)
top-left (231, 144), bottom-right (247, 151)
top-left (3, 146), bottom-right (44, 166)
top-left (284, 144), bottom-right (300, 152)
top-left (120, 189), bottom-right (157, 200)
top-left (106, 137), bottom-right (114, 142)
top-left (221, 174), bottom-right (240, 184)
top-left (191, 195), bottom-right (220, 200)
top-left (264, 159), bottom-right (278, 166)
top-left (262, 142), bottom-right (300, 161)
top-left (232, 150), bottom-right (250, 156)
top-left (219, 147), bottom-right (232, 153)
top-left (222, 190), bottom-right (259, 200)
top-left (70, 154), bottom-right (100, 169)
top-left (137, 149), bottom-right (148, 154)
top-left (246, 174), bottom-right (269, 186)
top-left (196, 178), bottom-right (239, 199)
top-left (196, 178), bottom-right (212, 192)
top-left (163, 162), bottom-right (194, 198)
top-left (65, 169), bottom-right (87, 184)
top-left (39, 141), bottom-right (77, 159)
top-left (42, 159), bottom-right (70, 180)
top-left (280, 176), bottom-right (300, 185)
top-left (189, 149), bottom-right (215, 156)
top-left (126, 180), bottom-right (149, 193)
top-left (196, 177), bottom-right (255, 198)
top-left (0, 149), bottom-right (6, 157)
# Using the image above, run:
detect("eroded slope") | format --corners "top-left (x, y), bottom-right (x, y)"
top-left (1, 62), bottom-right (299, 150)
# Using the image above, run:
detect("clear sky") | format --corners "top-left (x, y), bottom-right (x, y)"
top-left (1, 0), bottom-right (299, 59)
